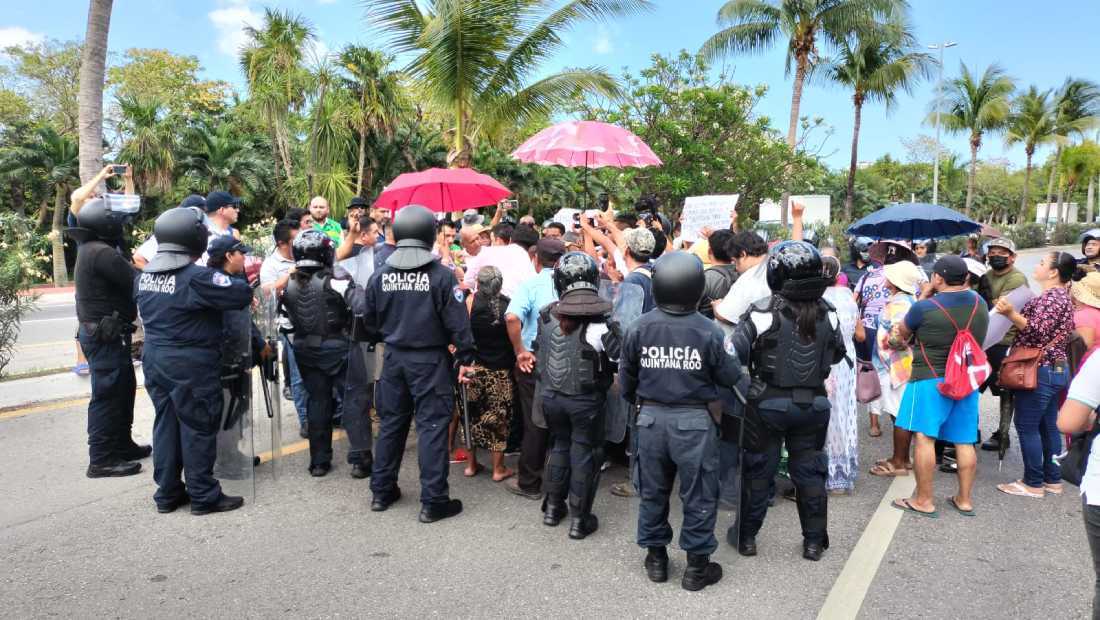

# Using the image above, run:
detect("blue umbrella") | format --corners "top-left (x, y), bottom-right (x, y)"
top-left (846, 202), bottom-right (982, 240)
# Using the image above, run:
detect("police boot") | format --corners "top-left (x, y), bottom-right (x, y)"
top-left (681, 553), bottom-right (723, 592)
top-left (87, 460), bottom-right (142, 478)
top-left (117, 442), bottom-right (153, 461)
top-left (644, 546), bottom-right (669, 583)
top-left (803, 534), bottom-right (830, 562)
top-left (419, 499), bottom-right (463, 523)
top-left (567, 514), bottom-right (599, 540)
top-left (191, 494), bottom-right (244, 516)
top-left (542, 496), bottom-right (568, 527)
top-left (370, 486), bottom-right (402, 512)
top-left (737, 535), bottom-right (758, 557)
top-left (350, 452), bottom-right (373, 479)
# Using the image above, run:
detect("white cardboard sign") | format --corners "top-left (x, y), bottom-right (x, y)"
top-left (681, 195), bottom-right (739, 242)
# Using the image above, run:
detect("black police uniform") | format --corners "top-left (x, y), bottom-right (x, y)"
top-left (337, 247), bottom-right (380, 478)
top-left (69, 199), bottom-right (145, 476)
top-left (620, 251), bottom-right (741, 591)
top-left (346, 205), bottom-right (475, 522)
top-left (534, 252), bottom-right (616, 539)
top-left (281, 230), bottom-right (351, 476)
top-left (136, 207), bottom-right (253, 514)
top-left (729, 241), bottom-right (846, 561)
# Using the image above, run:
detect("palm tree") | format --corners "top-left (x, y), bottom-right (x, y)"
top-left (1005, 86), bottom-right (1057, 223)
top-left (701, 0), bottom-right (904, 225)
top-left (1043, 79), bottom-right (1100, 222)
top-left (0, 127), bottom-right (79, 284)
top-left (369, 0), bottom-right (651, 167)
top-left (116, 96), bottom-right (177, 195)
top-left (931, 62), bottom-right (1015, 216)
top-left (178, 123), bottom-right (269, 198)
top-left (1060, 141), bottom-right (1100, 222)
top-left (339, 45), bottom-right (404, 196)
top-left (78, 0), bottom-right (113, 186)
top-left (822, 20), bottom-right (933, 220)
top-left (239, 8), bottom-right (315, 185)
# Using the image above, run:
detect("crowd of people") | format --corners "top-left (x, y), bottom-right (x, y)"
top-left (61, 172), bottom-right (1100, 598)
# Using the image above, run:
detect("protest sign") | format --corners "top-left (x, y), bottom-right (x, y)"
top-left (681, 195), bottom-right (739, 242)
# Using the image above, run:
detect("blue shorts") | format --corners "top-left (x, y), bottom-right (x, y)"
top-left (895, 378), bottom-right (979, 444)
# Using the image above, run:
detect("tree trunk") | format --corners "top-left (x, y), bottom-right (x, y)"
top-left (77, 0), bottom-right (113, 187)
top-left (51, 185), bottom-right (68, 285)
top-left (780, 57), bottom-right (809, 229)
top-left (844, 95), bottom-right (863, 222)
top-left (1088, 176), bottom-right (1096, 225)
top-left (1020, 151), bottom-right (1033, 225)
top-left (307, 80), bottom-right (329, 197)
top-left (10, 179), bottom-right (25, 216)
top-left (36, 198), bottom-right (49, 228)
top-left (356, 121), bottom-right (368, 197)
top-left (1046, 145), bottom-right (1062, 206)
top-left (965, 137), bottom-right (979, 216)
top-left (1057, 181), bottom-right (1066, 224)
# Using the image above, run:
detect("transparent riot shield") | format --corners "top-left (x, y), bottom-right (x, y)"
top-left (214, 298), bottom-right (255, 502)
top-left (254, 288), bottom-right (284, 481)
top-left (605, 281), bottom-right (645, 444)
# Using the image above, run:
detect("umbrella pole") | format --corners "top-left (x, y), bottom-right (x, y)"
top-left (584, 152), bottom-right (589, 211)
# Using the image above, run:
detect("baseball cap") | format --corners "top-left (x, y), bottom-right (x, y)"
top-left (205, 190), bottom-right (241, 213)
top-left (964, 257), bottom-right (988, 278)
top-left (986, 237), bottom-right (1016, 254)
top-left (624, 227), bottom-right (656, 257)
top-left (462, 208), bottom-right (484, 226)
top-left (348, 196), bottom-right (369, 209)
top-left (536, 238), bottom-right (566, 265)
top-left (178, 194), bottom-right (207, 210)
top-left (207, 235), bottom-right (252, 260)
top-left (933, 255), bottom-right (968, 282)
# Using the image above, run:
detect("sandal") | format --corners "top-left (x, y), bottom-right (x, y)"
top-left (870, 461), bottom-right (910, 477)
top-left (947, 496), bottom-right (976, 517)
top-left (892, 498), bottom-right (938, 518)
top-left (869, 426), bottom-right (882, 438)
top-left (874, 458), bottom-right (912, 470)
top-left (997, 480), bottom-right (1044, 498)
top-left (1043, 483), bottom-right (1064, 495)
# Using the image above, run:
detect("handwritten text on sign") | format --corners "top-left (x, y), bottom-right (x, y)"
top-left (681, 195), bottom-right (739, 242)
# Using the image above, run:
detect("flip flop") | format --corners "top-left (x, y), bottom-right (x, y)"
top-left (869, 427), bottom-right (883, 437)
top-left (870, 462), bottom-right (910, 477)
top-left (947, 496), bottom-right (976, 517)
top-left (1044, 483), bottom-right (1065, 495)
top-left (891, 498), bottom-right (938, 518)
top-left (874, 458), bottom-right (912, 470)
top-left (997, 481), bottom-right (1044, 498)
top-left (464, 463), bottom-right (484, 477)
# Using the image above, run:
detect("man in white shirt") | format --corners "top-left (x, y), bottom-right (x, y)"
top-left (135, 191), bottom-right (241, 267)
top-left (462, 223), bottom-right (535, 297)
top-left (714, 231), bottom-right (771, 325)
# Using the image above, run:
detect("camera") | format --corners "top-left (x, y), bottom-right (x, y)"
top-left (597, 193), bottom-right (609, 210)
top-left (502, 199), bottom-right (518, 210)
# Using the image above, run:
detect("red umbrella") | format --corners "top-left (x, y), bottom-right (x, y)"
top-left (373, 167), bottom-right (511, 213)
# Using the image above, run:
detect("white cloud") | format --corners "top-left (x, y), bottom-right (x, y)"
top-left (208, 5), bottom-right (263, 58)
top-left (592, 26), bottom-right (612, 55)
top-left (0, 26), bottom-right (45, 49)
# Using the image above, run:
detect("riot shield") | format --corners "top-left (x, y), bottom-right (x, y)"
top-left (254, 288), bottom-right (284, 480)
top-left (605, 281), bottom-right (645, 443)
top-left (214, 298), bottom-right (255, 501)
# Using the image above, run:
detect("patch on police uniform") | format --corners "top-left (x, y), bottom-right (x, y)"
top-left (212, 271), bottom-right (232, 288)
top-left (723, 334), bottom-right (736, 357)
top-left (453, 286), bottom-right (465, 302)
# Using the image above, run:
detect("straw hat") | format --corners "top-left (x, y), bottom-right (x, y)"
top-left (883, 261), bottom-right (923, 295)
top-left (1072, 271), bottom-right (1100, 309)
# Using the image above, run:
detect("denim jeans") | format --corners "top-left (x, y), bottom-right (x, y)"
top-left (1084, 499), bottom-right (1100, 620)
top-left (281, 333), bottom-right (310, 427)
top-left (1013, 364), bottom-right (1069, 488)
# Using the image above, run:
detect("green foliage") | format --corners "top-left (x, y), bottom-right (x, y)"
top-left (1008, 223), bottom-right (1047, 249)
top-left (2, 40), bottom-right (82, 135)
top-left (107, 49), bottom-right (232, 118)
top-left (0, 213), bottom-right (40, 377)
top-left (1050, 222), bottom-right (1087, 246)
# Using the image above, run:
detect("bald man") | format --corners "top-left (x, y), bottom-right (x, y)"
top-left (309, 196), bottom-right (342, 243)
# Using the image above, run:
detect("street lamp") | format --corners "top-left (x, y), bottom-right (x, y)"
top-left (929, 41), bottom-right (957, 206)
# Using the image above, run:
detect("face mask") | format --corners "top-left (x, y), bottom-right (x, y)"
top-left (988, 256), bottom-right (1009, 271)
top-left (859, 252), bottom-right (870, 262)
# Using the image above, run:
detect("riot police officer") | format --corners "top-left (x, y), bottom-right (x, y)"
top-left (346, 205), bottom-right (475, 524)
top-left (535, 252), bottom-right (617, 540)
top-left (137, 207), bottom-right (254, 515)
top-left (69, 198), bottom-right (146, 478)
top-left (281, 229), bottom-right (351, 477)
top-left (620, 251), bottom-right (742, 592)
top-left (729, 240), bottom-right (846, 561)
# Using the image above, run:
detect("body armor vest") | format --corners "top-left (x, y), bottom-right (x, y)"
top-left (750, 296), bottom-right (837, 389)
top-left (533, 303), bottom-right (608, 396)
top-left (284, 270), bottom-right (349, 344)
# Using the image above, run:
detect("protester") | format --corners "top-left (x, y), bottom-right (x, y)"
top-left (1079, 228), bottom-right (1100, 272)
top-left (308, 196), bottom-right (343, 243)
top-left (543, 222), bottom-right (566, 239)
top-left (960, 233), bottom-right (984, 262)
top-left (286, 207), bottom-right (312, 233)
top-left (730, 241), bottom-right (846, 561)
top-left (463, 266), bottom-right (517, 482)
top-left (914, 239), bottom-right (937, 277)
top-left (69, 198), bottom-right (146, 477)
top-left (537, 252), bottom-right (617, 540)
top-left (892, 255), bottom-right (988, 518)
top-left (137, 207), bottom-right (253, 515)
top-left (1073, 272), bottom-right (1100, 364)
top-left (621, 227), bottom-right (656, 312)
top-left (698, 230), bottom-right (738, 320)
top-left (462, 222), bottom-right (536, 296)
top-left (282, 230), bottom-right (351, 477)
top-left (504, 238), bottom-right (566, 500)
top-left (1054, 353), bottom-right (1100, 618)
top-left (340, 197), bottom-right (369, 231)
top-left (978, 237), bottom-right (1028, 452)
top-left (995, 251), bottom-right (1076, 499)
top-left (842, 236), bottom-right (874, 292)
top-left (336, 209), bottom-right (379, 261)
top-left (868, 261), bottom-right (921, 477)
top-left (458, 222), bottom-right (490, 266)
top-left (822, 256), bottom-right (864, 494)
top-left (713, 231), bottom-right (769, 325)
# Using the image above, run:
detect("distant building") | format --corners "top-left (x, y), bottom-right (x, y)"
top-left (1035, 202), bottom-right (1080, 224)
top-left (758, 195), bottom-right (831, 226)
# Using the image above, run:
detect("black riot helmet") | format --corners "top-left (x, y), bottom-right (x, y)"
top-left (767, 240), bottom-right (827, 301)
top-left (144, 206), bottom-right (209, 273)
top-left (388, 204), bottom-right (436, 269)
top-left (652, 251), bottom-right (705, 315)
top-left (850, 236), bottom-right (873, 262)
top-left (73, 197), bottom-right (124, 241)
top-left (1081, 228), bottom-right (1100, 257)
top-left (292, 229), bottom-right (335, 270)
top-left (554, 252), bottom-right (600, 296)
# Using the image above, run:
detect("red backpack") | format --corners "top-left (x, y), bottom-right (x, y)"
top-left (917, 297), bottom-right (990, 400)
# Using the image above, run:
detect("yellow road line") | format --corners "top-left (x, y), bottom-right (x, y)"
top-left (256, 430), bottom-right (346, 464)
top-left (0, 386), bottom-right (147, 420)
top-left (14, 340), bottom-right (75, 350)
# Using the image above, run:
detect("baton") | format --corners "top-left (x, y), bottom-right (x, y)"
top-left (459, 368), bottom-right (478, 451)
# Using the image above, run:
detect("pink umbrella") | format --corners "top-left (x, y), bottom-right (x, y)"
top-left (373, 167), bottom-right (512, 214)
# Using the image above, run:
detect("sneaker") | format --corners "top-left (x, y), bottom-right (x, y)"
top-left (72, 363), bottom-right (90, 376)
top-left (503, 477), bottom-right (542, 501)
top-left (609, 481), bottom-right (636, 498)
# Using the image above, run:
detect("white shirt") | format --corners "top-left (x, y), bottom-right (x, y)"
top-left (462, 244), bottom-right (535, 297)
top-left (1068, 354), bottom-right (1100, 504)
top-left (716, 260), bottom-right (770, 324)
top-left (260, 248), bottom-right (296, 287)
top-left (136, 221), bottom-right (233, 266)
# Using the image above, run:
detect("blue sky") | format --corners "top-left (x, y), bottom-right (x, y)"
top-left (4, 1), bottom-right (1099, 171)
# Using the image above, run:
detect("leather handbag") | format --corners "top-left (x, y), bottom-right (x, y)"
top-left (997, 344), bottom-right (1048, 391)
top-left (856, 359), bottom-right (882, 403)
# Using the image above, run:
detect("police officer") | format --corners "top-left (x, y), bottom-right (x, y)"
top-left (729, 241), bottom-right (846, 561)
top-left (137, 207), bottom-right (254, 515)
top-left (1079, 228), bottom-right (1100, 271)
top-left (346, 205), bottom-right (475, 524)
top-left (281, 229), bottom-right (351, 477)
top-left (69, 198), bottom-right (147, 477)
top-left (620, 251), bottom-right (742, 592)
top-left (535, 252), bottom-right (617, 540)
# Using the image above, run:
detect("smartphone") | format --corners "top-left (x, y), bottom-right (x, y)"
top-left (503, 199), bottom-right (518, 210)
top-left (111, 165), bottom-right (127, 175)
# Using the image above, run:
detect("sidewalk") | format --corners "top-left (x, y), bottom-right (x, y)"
top-left (0, 365), bottom-right (144, 411)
